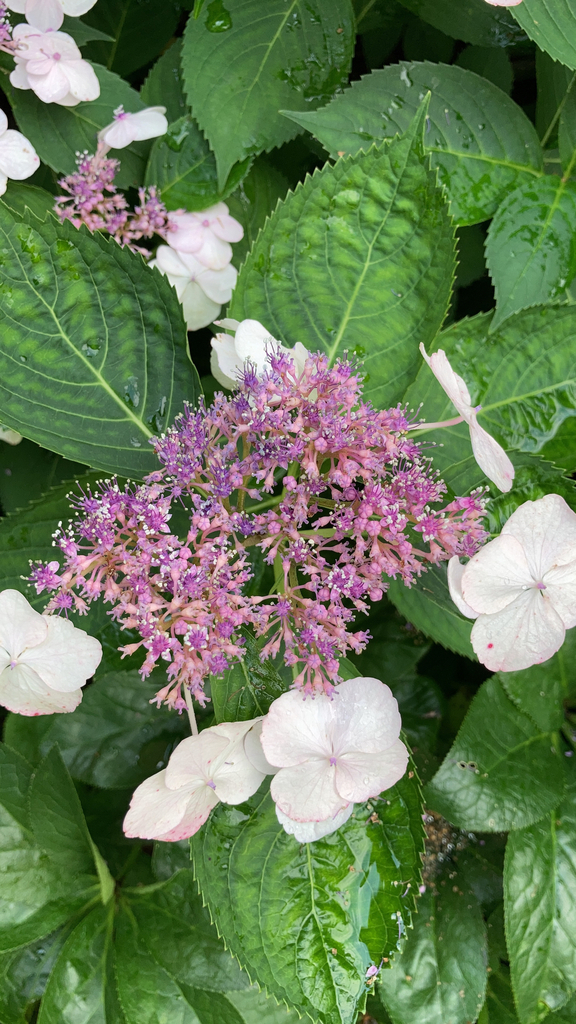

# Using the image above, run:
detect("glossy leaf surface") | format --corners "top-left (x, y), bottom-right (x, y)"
top-left (140, 40), bottom-right (188, 124)
top-left (388, 566), bottom-right (474, 660)
top-left (82, 0), bottom-right (181, 76)
top-left (512, 0), bottom-right (576, 71)
top-left (396, 0), bottom-right (526, 45)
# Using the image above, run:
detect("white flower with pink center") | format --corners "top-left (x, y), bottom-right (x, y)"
top-left (419, 343), bottom-right (514, 493)
top-left (0, 108), bottom-right (39, 195)
top-left (260, 676), bottom-right (408, 843)
top-left (0, 589), bottom-right (102, 715)
top-left (150, 245), bottom-right (237, 331)
top-left (123, 719), bottom-right (267, 842)
top-left (448, 494), bottom-right (576, 672)
top-left (166, 203), bottom-right (243, 270)
top-left (98, 104), bottom-right (168, 150)
top-left (11, 23), bottom-right (100, 106)
top-left (210, 318), bottom-right (309, 389)
top-left (6, 0), bottom-right (98, 32)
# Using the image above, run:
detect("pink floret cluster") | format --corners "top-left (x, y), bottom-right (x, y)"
top-left (30, 350), bottom-right (487, 706)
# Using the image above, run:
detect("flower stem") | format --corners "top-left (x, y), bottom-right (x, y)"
top-left (184, 687), bottom-right (198, 736)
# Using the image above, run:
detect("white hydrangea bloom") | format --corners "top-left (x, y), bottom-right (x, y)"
top-left (11, 24), bottom-right (100, 106)
top-left (0, 109), bottom-right (39, 195)
top-left (98, 105), bottom-right (168, 149)
top-left (166, 203), bottom-right (243, 270)
top-left (150, 245), bottom-right (237, 332)
top-left (210, 318), bottom-right (309, 389)
top-left (6, 0), bottom-right (98, 31)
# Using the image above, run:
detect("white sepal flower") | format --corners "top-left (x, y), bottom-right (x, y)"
top-left (0, 589), bottom-right (102, 715)
top-left (98, 105), bottom-right (168, 149)
top-left (7, 0), bottom-right (98, 31)
top-left (166, 203), bottom-right (243, 270)
top-left (11, 24), bottom-right (100, 106)
top-left (419, 344), bottom-right (514, 493)
top-left (448, 494), bottom-right (576, 672)
top-left (150, 245), bottom-right (237, 332)
top-left (0, 109), bottom-right (39, 195)
top-left (210, 318), bottom-right (309, 389)
top-left (123, 718), bottom-right (267, 842)
top-left (275, 803), bottom-right (354, 844)
top-left (260, 677), bottom-right (408, 837)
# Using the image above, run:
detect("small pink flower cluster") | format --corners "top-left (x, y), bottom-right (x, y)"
top-left (31, 349), bottom-right (487, 706)
top-left (0, 1), bottom-right (13, 49)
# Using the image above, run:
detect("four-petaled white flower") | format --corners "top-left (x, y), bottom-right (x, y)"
top-left (123, 719), bottom-right (267, 842)
top-left (419, 344), bottom-right (514, 493)
top-left (448, 494), bottom-right (576, 672)
top-left (150, 245), bottom-right (237, 332)
top-left (166, 203), bottom-right (243, 270)
top-left (0, 108), bottom-right (39, 195)
top-left (260, 677), bottom-right (408, 843)
top-left (211, 318), bottom-right (309, 390)
top-left (98, 105), bottom-right (168, 150)
top-left (6, 0), bottom-right (98, 32)
top-left (11, 24), bottom-right (100, 106)
top-left (0, 589), bottom-right (102, 715)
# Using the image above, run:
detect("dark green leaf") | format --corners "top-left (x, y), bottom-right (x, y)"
top-left (145, 115), bottom-right (251, 211)
top-left (192, 780), bottom-right (423, 1024)
top-left (501, 628), bottom-right (576, 733)
top-left (455, 45), bottom-right (513, 95)
top-left (479, 968), bottom-right (520, 1024)
top-left (226, 157), bottom-right (289, 269)
top-left (211, 632), bottom-right (289, 723)
top-left (396, 0), bottom-right (526, 45)
top-left (81, 0), bottom-right (180, 76)
top-left (0, 927), bottom-right (70, 1024)
top-left (549, 994), bottom-right (576, 1023)
top-left (284, 62), bottom-right (542, 226)
top-left (0, 742), bottom-right (33, 829)
top-left (511, 0), bottom-right (576, 71)
top-left (388, 565), bottom-right (475, 660)
top-left (1, 183), bottom-right (56, 223)
top-left (181, 0), bottom-right (355, 188)
top-left (0, 209), bottom-right (197, 476)
top-left (505, 767), bottom-right (576, 1022)
top-left (0, 437), bottom-right (86, 517)
top-left (29, 747), bottom-right (96, 877)
top-left (3, 65), bottom-right (154, 189)
top-left (37, 905), bottom-right (115, 1024)
top-left (223, 987), bottom-right (303, 1024)
top-left (379, 885), bottom-right (487, 1024)
top-left (486, 177), bottom-right (576, 329)
top-left (60, 15), bottom-right (114, 45)
top-left (425, 676), bottom-right (566, 831)
top-left (231, 106), bottom-right (455, 410)
top-left (141, 40), bottom-right (188, 124)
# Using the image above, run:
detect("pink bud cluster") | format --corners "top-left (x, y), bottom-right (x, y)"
top-left (0, 1), bottom-right (13, 49)
top-left (31, 350), bottom-right (487, 707)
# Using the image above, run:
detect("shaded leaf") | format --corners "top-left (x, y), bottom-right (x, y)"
top-left (388, 565), bottom-right (475, 660)
top-left (512, 0), bottom-right (576, 71)
top-left (60, 15), bottom-right (114, 45)
top-left (1, 183), bottom-right (56, 223)
top-left (82, 0), bottom-right (181, 76)
top-left (396, 0), bottom-right (526, 46)
top-left (501, 629), bottom-right (576, 733)
top-left (226, 157), bottom-right (289, 269)
top-left (0, 928), bottom-right (70, 1024)
top-left (36, 905), bottom-right (115, 1024)
top-left (211, 631), bottom-right (289, 723)
top-left (141, 40), bottom-right (189, 124)
top-left (29, 747), bottom-right (97, 878)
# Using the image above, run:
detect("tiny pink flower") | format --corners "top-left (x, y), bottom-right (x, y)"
top-left (6, 0), bottom-right (98, 32)
top-left (98, 104), bottom-right (168, 150)
top-left (166, 203), bottom-right (243, 270)
top-left (210, 318), bottom-right (309, 389)
top-left (11, 23), bottom-right (100, 105)
top-left (419, 344), bottom-right (514, 493)
top-left (448, 494), bottom-right (576, 671)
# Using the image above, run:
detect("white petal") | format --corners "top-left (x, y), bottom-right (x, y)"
top-left (164, 730), bottom-right (229, 790)
top-left (5, 0), bottom-right (27, 12)
top-left (270, 759), bottom-right (346, 822)
top-left (25, 0), bottom-right (64, 30)
top-left (61, 60), bottom-right (100, 102)
top-left (461, 534), bottom-right (534, 614)
top-left (9, 64), bottom-right (31, 91)
top-left (0, 130), bottom-right (39, 181)
top-left (0, 589), bottom-right (47, 659)
top-left (335, 741), bottom-right (408, 803)
top-left (0, 174), bottom-right (8, 198)
top-left (209, 720), bottom-right (267, 802)
top-left (0, 662), bottom-right (82, 715)
top-left (196, 263), bottom-right (236, 304)
top-left (214, 318), bottom-right (240, 330)
top-left (166, 212), bottom-right (204, 253)
top-left (209, 211), bottom-right (244, 243)
top-left (29, 65), bottom-right (71, 104)
top-left (210, 332), bottom-right (243, 389)
top-left (419, 344), bottom-right (473, 421)
top-left (244, 720), bottom-right (280, 775)
top-left (181, 281), bottom-right (220, 331)
top-left (469, 418), bottom-right (514, 492)
top-left (153, 245), bottom-right (191, 279)
top-left (484, 0), bottom-right (522, 5)
top-left (128, 107), bottom-right (168, 142)
top-left (292, 341), bottom-right (309, 374)
top-left (543, 560), bottom-right (576, 629)
top-left (0, 110), bottom-right (8, 136)
top-left (331, 676), bottom-right (402, 754)
top-left (261, 689), bottom-right (334, 766)
top-left (193, 232), bottom-right (233, 270)
top-left (276, 802), bottom-right (353, 843)
top-left (123, 769), bottom-right (214, 840)
top-left (21, 615), bottom-right (101, 692)
top-left (471, 589), bottom-right (565, 672)
top-left (235, 320), bottom-right (278, 370)
top-left (0, 426), bottom-right (22, 444)
top-left (61, 0), bottom-right (98, 13)
top-left (502, 494), bottom-right (576, 581)
top-left (98, 119), bottom-right (136, 149)
top-left (447, 557), bottom-right (479, 619)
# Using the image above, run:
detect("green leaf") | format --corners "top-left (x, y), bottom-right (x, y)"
top-left (211, 632), bottom-right (289, 723)
top-left (0, 743), bottom-right (33, 829)
top-left (145, 115), bottom-right (251, 212)
top-left (500, 629), bottom-right (576, 733)
top-left (3, 65), bottom-right (154, 189)
top-left (480, 968), bottom-right (521, 1024)
top-left (37, 905), bottom-right (115, 1024)
top-left (388, 565), bottom-right (475, 660)
top-left (181, 0), bottom-right (355, 188)
top-left (192, 780), bottom-right (423, 1024)
top-left (0, 928), bottom-right (71, 1024)
top-left (35, 671), bottom-right (189, 789)
top-left (379, 885), bottom-right (487, 1024)
top-left (396, 0), bottom-right (526, 45)
top-left (486, 177), bottom-right (576, 329)
top-left (226, 157), bottom-right (289, 269)
top-left (425, 676), bottom-right (566, 831)
top-left (225, 987), bottom-right (303, 1024)
top-left (504, 768), bottom-right (576, 1023)
top-left (455, 45), bottom-right (513, 95)
top-left (0, 209), bottom-right (198, 476)
top-left (29, 747), bottom-right (97, 878)
top-left (81, 0), bottom-right (181, 76)
top-left (284, 62), bottom-right (543, 226)
top-left (0, 438), bottom-right (86, 517)
top-left (511, 0), bottom-right (576, 71)
top-left (230, 107), bottom-right (456, 410)
top-left (549, 994), bottom-right (576, 1023)
top-left (141, 40), bottom-right (189, 125)
top-left (1, 183), bottom-right (56, 222)
top-left (60, 15), bottom-right (114, 45)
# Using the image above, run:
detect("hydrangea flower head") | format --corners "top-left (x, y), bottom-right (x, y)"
top-left (6, 0), bottom-right (98, 31)
top-left (166, 203), bottom-right (244, 270)
top-left (448, 494), bottom-right (576, 671)
top-left (211, 318), bottom-right (309, 389)
top-left (0, 589), bottom-right (101, 715)
top-left (11, 24), bottom-right (99, 105)
top-left (98, 105), bottom-right (168, 150)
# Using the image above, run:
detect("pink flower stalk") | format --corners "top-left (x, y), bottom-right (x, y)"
top-left (30, 350), bottom-right (487, 707)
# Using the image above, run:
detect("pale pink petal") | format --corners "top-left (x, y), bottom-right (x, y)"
top-left (5, 0), bottom-right (27, 12)
top-left (331, 677), bottom-right (402, 754)
top-left (275, 802), bottom-right (353, 843)
top-left (0, 589), bottom-right (47, 659)
top-left (196, 263), bottom-right (237, 304)
top-left (193, 233), bottom-right (233, 270)
top-left (53, 91), bottom-right (82, 107)
top-left (292, 341), bottom-right (309, 374)
top-left (0, 662), bottom-right (82, 715)
top-left (235, 319), bottom-right (278, 371)
top-left (61, 60), bottom-right (100, 102)
top-left (61, 0), bottom-right (98, 13)
top-left (164, 730), bottom-right (229, 790)
top-left (9, 63), bottom-right (31, 91)
top-left (471, 589), bottom-right (565, 672)
top-left (0, 425), bottom-right (20, 444)
top-left (28, 65), bottom-right (71, 103)
top-left (244, 720), bottom-right (280, 775)
top-left (99, 119), bottom-right (135, 150)
top-left (25, 0), bottom-right (64, 30)
top-left (261, 689), bottom-right (334, 766)
top-left (484, 0), bottom-right (522, 5)
top-left (448, 556), bottom-right (479, 619)
top-left (123, 769), bottom-right (212, 840)
top-left (461, 534), bottom-right (534, 614)
top-left (210, 331), bottom-right (243, 388)
top-left (469, 418), bottom-right (514, 492)
top-left (214, 318), bottom-right (240, 330)
top-left (419, 344), bottom-right (473, 421)
top-left (22, 615), bottom-right (101, 693)
top-left (181, 281), bottom-right (220, 331)
top-left (270, 759), bottom-right (345, 822)
top-left (0, 110), bottom-right (8, 136)
top-left (543, 560), bottom-right (576, 629)
top-left (209, 211), bottom-right (244, 243)
top-left (335, 740), bottom-right (408, 803)
top-left (0, 130), bottom-right (39, 181)
top-left (128, 107), bottom-right (168, 142)
top-left (155, 791), bottom-right (219, 841)
top-left (0, 173), bottom-right (7, 197)
top-left (153, 245), bottom-right (191, 280)
top-left (167, 213), bottom-right (204, 253)
top-left (208, 719), bottom-right (268, 802)
top-left (502, 494), bottom-right (576, 581)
